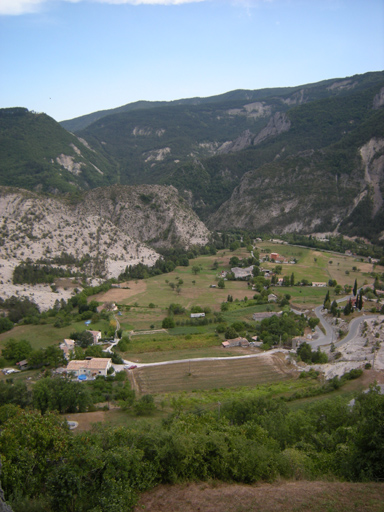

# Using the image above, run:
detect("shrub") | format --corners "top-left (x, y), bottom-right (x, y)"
top-left (162, 317), bottom-right (175, 329)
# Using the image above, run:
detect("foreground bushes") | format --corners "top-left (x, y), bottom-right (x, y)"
top-left (0, 387), bottom-right (383, 511)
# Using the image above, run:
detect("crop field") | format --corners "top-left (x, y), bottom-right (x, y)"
top-left (132, 353), bottom-right (294, 394)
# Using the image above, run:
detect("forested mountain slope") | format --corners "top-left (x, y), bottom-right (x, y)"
top-left (1, 72), bottom-right (383, 242)
top-left (0, 108), bottom-right (114, 194)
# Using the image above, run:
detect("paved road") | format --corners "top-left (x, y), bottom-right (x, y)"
top-left (122, 300), bottom-right (379, 369)
top-left (334, 314), bottom-right (376, 349)
top-left (310, 303), bottom-right (376, 350)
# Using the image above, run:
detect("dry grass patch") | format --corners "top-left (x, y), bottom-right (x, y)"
top-left (91, 281), bottom-right (147, 303)
top-left (135, 481), bottom-right (384, 512)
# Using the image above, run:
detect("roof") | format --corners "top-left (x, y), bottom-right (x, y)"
top-left (67, 358), bottom-right (111, 371)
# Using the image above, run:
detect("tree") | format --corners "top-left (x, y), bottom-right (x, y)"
top-left (162, 317), bottom-right (175, 329)
top-left (344, 299), bottom-right (353, 316)
top-left (297, 342), bottom-right (313, 363)
top-left (45, 345), bottom-right (67, 368)
top-left (2, 338), bottom-right (32, 363)
top-left (168, 303), bottom-right (185, 315)
top-left (334, 284), bottom-right (343, 295)
top-left (3, 296), bottom-right (40, 323)
top-left (357, 290), bottom-right (364, 310)
top-left (308, 317), bottom-right (320, 329)
top-left (351, 387), bottom-right (384, 480)
top-left (218, 278), bottom-right (225, 289)
top-left (71, 330), bottom-right (94, 348)
top-left (229, 256), bottom-right (240, 267)
top-left (0, 409), bottom-right (70, 502)
top-left (225, 326), bottom-right (238, 340)
top-left (192, 265), bottom-right (201, 275)
top-left (353, 279), bottom-right (358, 297)
top-left (330, 300), bottom-right (338, 316)
top-left (0, 316), bottom-right (13, 334)
top-left (323, 290), bottom-right (331, 309)
top-left (33, 377), bottom-right (91, 415)
top-left (290, 273), bottom-right (295, 286)
top-left (134, 394), bottom-right (156, 416)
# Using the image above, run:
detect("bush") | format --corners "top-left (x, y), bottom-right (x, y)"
top-left (117, 337), bottom-right (130, 352)
top-left (134, 394), bottom-right (156, 416)
top-left (162, 317), bottom-right (175, 329)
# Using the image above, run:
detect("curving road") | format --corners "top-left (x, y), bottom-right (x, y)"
top-left (118, 301), bottom-right (379, 370)
top-left (310, 304), bottom-right (376, 350)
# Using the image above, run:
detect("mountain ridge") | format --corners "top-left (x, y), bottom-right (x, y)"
top-left (1, 71), bottom-right (384, 245)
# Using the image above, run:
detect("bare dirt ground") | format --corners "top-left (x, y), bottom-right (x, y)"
top-left (65, 410), bottom-right (108, 432)
top-left (134, 481), bottom-right (384, 512)
top-left (92, 281), bottom-right (147, 303)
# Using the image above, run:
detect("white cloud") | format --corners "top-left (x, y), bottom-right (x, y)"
top-left (0, 0), bottom-right (206, 15)
top-left (0, 0), bottom-right (44, 15)
top-left (93, 0), bottom-right (206, 4)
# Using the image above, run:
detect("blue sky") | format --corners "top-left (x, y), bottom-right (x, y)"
top-left (1, 0), bottom-right (383, 122)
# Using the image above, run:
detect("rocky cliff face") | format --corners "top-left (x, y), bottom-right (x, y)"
top-left (0, 185), bottom-right (209, 310)
top-left (78, 184), bottom-right (210, 249)
top-left (207, 137), bottom-right (384, 240)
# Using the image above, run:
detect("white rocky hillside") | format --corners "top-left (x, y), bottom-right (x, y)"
top-left (78, 184), bottom-right (210, 248)
top-left (0, 185), bottom-right (209, 310)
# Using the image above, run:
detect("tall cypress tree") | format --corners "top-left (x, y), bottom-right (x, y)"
top-left (358, 290), bottom-right (363, 310)
top-left (353, 279), bottom-right (358, 297)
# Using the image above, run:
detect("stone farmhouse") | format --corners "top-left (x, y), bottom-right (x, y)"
top-left (222, 337), bottom-right (250, 348)
top-left (66, 358), bottom-right (112, 378)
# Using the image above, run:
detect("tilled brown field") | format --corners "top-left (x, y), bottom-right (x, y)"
top-left (135, 481), bottom-right (384, 512)
top-left (133, 353), bottom-right (293, 394)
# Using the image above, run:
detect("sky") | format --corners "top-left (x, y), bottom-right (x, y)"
top-left (0, 0), bottom-right (383, 122)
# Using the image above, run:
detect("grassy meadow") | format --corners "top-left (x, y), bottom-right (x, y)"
top-left (0, 243), bottom-right (380, 356)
